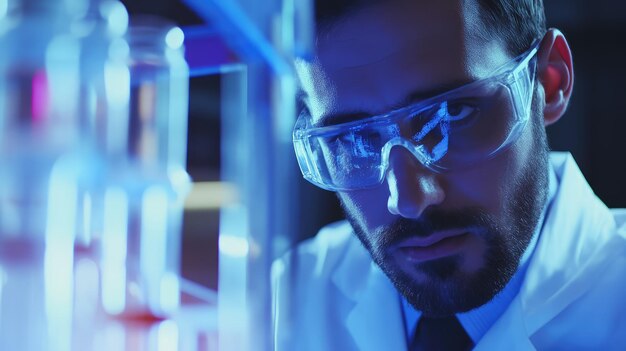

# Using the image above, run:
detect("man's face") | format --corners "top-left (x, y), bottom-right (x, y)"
top-left (296, 1), bottom-right (549, 316)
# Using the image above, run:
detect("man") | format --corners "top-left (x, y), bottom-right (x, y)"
top-left (273, 0), bottom-right (626, 349)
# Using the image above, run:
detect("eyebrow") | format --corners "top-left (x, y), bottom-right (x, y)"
top-left (304, 79), bottom-right (471, 128)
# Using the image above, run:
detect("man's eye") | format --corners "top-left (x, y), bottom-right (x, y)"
top-left (446, 102), bottom-right (477, 121)
top-left (325, 133), bottom-right (351, 147)
top-left (362, 130), bottom-right (382, 145)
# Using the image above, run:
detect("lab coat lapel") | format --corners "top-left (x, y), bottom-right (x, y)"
top-left (345, 266), bottom-right (407, 351)
top-left (332, 236), bottom-right (407, 351)
top-left (478, 153), bottom-right (621, 347)
top-left (520, 153), bottom-right (618, 335)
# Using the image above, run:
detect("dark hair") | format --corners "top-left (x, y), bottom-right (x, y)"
top-left (315, 0), bottom-right (546, 55)
top-left (476, 0), bottom-right (546, 55)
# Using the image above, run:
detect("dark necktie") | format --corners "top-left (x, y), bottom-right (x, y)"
top-left (410, 315), bottom-right (474, 351)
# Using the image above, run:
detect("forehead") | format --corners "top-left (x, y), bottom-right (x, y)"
top-left (296, 0), bottom-right (510, 124)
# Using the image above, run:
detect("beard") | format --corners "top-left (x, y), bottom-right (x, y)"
top-left (340, 112), bottom-right (550, 317)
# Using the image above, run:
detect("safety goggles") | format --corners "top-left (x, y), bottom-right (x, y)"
top-left (293, 42), bottom-right (539, 191)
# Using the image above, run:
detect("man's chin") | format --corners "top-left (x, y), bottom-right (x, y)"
top-left (381, 256), bottom-right (505, 316)
top-left (401, 255), bottom-right (465, 282)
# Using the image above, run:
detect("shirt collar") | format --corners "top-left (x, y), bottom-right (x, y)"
top-left (401, 164), bottom-right (559, 343)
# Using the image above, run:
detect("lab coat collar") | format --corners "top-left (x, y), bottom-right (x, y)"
top-left (332, 228), bottom-right (408, 351)
top-left (476, 152), bottom-right (625, 348)
top-left (333, 152), bottom-right (624, 349)
top-left (518, 153), bottom-right (620, 334)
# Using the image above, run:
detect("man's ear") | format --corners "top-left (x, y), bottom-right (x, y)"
top-left (537, 28), bottom-right (574, 126)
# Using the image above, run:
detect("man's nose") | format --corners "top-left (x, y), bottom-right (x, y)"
top-left (386, 146), bottom-right (445, 218)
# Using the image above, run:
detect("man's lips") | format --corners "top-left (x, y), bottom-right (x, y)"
top-left (390, 229), bottom-right (471, 262)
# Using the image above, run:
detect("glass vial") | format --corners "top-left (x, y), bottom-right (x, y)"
top-left (98, 16), bottom-right (191, 319)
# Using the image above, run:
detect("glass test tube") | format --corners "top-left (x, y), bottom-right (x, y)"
top-left (0, 0), bottom-right (87, 350)
top-left (71, 1), bottom-right (130, 349)
top-left (98, 16), bottom-right (191, 319)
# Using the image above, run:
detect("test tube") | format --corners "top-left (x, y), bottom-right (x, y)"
top-left (0, 0), bottom-right (87, 350)
top-left (98, 16), bottom-right (191, 319)
top-left (71, 1), bottom-right (130, 348)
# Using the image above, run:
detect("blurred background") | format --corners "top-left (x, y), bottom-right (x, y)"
top-left (544, 0), bottom-right (626, 208)
top-left (133, 0), bottom-right (626, 295)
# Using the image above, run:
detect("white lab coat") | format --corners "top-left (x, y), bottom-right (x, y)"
top-left (272, 153), bottom-right (626, 350)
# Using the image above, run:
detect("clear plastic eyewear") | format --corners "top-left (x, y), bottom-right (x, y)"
top-left (293, 42), bottom-right (539, 191)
